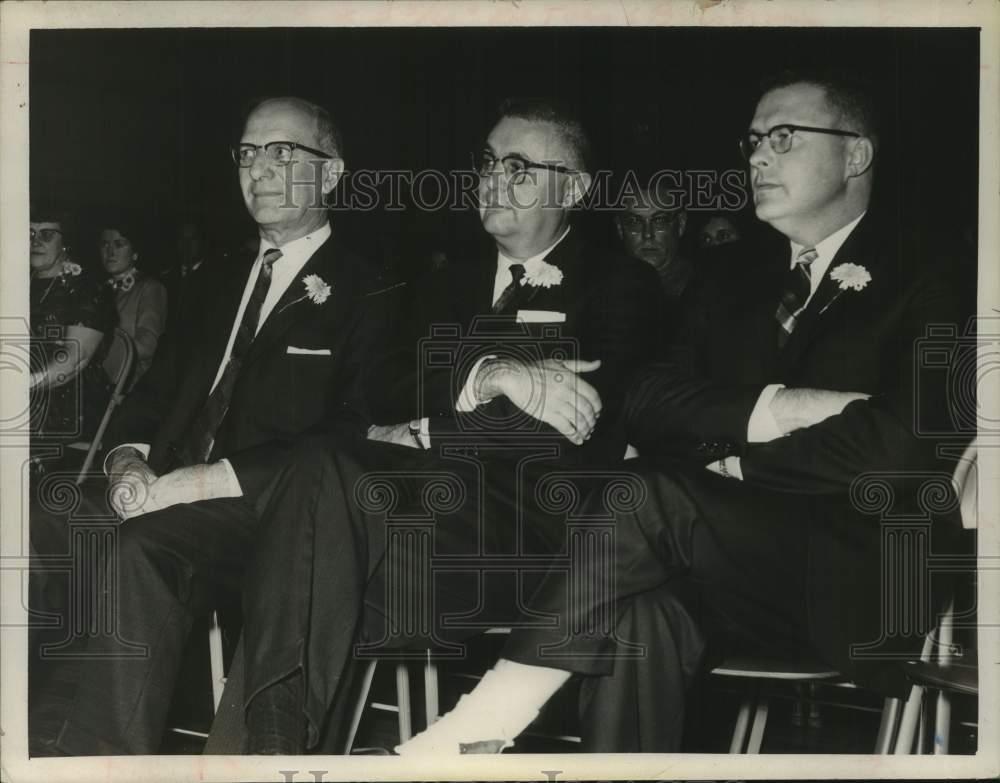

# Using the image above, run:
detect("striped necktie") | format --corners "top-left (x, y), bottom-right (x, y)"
top-left (178, 248), bottom-right (281, 464)
top-left (775, 246), bottom-right (817, 348)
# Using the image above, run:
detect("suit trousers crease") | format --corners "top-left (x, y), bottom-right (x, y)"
top-left (31, 489), bottom-right (259, 755)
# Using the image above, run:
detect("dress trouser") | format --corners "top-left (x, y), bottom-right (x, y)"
top-left (30, 488), bottom-right (258, 755)
top-left (502, 461), bottom-right (820, 745)
top-left (239, 436), bottom-right (711, 752)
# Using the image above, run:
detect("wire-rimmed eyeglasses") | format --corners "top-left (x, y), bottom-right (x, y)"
top-left (739, 124), bottom-right (861, 160)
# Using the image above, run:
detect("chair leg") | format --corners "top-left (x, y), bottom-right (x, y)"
top-left (423, 652), bottom-right (439, 728)
top-left (746, 688), bottom-right (770, 754)
top-left (934, 690), bottom-right (951, 754)
top-left (728, 681), bottom-right (757, 753)
top-left (893, 684), bottom-right (925, 754)
top-left (343, 660), bottom-right (378, 754)
top-left (875, 696), bottom-right (902, 753)
top-left (208, 611), bottom-right (226, 713)
top-left (395, 662), bottom-right (412, 743)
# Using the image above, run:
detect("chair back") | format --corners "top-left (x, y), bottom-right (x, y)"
top-left (949, 439), bottom-right (978, 530)
top-left (76, 328), bottom-right (137, 482)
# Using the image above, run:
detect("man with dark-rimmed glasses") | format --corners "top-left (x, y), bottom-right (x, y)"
top-left (29, 95), bottom-right (401, 756)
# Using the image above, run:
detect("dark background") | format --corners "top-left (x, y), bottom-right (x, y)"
top-left (30, 26), bottom-right (980, 278)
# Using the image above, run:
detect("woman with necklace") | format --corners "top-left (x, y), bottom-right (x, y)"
top-left (29, 206), bottom-right (116, 460)
top-left (99, 221), bottom-right (167, 388)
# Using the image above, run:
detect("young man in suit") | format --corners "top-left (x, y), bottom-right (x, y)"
top-left (405, 69), bottom-right (973, 753)
top-left (209, 98), bottom-right (669, 754)
top-left (29, 96), bottom-right (401, 755)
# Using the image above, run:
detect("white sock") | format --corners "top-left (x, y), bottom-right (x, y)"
top-left (395, 659), bottom-right (571, 756)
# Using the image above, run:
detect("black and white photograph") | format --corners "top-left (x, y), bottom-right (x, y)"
top-left (1, 1), bottom-right (997, 781)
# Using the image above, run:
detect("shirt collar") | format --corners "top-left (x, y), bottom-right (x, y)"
top-left (258, 222), bottom-right (332, 268)
top-left (497, 225), bottom-right (571, 275)
top-left (789, 211), bottom-right (866, 271)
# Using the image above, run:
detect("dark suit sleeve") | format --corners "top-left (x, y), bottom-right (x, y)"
top-left (103, 335), bottom-right (183, 447)
top-left (624, 259), bottom-right (766, 456)
top-left (740, 265), bottom-right (968, 494)
top-left (226, 281), bottom-right (405, 502)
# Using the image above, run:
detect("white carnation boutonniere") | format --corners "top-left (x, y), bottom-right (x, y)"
top-left (521, 259), bottom-right (563, 289)
top-left (829, 262), bottom-right (871, 292)
top-left (279, 273), bottom-right (332, 314)
top-left (302, 273), bottom-right (332, 304)
top-left (61, 260), bottom-right (82, 278)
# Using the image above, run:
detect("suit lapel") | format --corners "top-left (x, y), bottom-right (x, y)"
top-left (241, 237), bottom-right (345, 368)
top-left (778, 215), bottom-right (880, 370)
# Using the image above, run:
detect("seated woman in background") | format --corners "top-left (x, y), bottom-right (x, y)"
top-left (99, 220), bottom-right (168, 388)
top-left (29, 206), bottom-right (116, 460)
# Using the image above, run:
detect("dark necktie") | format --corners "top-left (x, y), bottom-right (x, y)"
top-left (775, 246), bottom-right (817, 348)
top-left (178, 248), bottom-right (281, 464)
top-left (491, 263), bottom-right (526, 314)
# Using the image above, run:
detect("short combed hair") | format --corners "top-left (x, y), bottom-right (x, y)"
top-left (497, 97), bottom-right (591, 172)
top-left (243, 95), bottom-right (345, 161)
top-left (30, 202), bottom-right (74, 246)
top-left (759, 67), bottom-right (880, 156)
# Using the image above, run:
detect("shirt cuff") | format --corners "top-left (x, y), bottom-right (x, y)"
top-left (217, 458), bottom-right (244, 497)
top-left (705, 456), bottom-right (743, 480)
top-left (747, 383), bottom-right (786, 443)
top-left (455, 355), bottom-right (497, 412)
top-left (103, 443), bottom-right (151, 475)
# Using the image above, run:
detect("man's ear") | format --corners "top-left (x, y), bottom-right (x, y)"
top-left (845, 137), bottom-right (875, 178)
top-left (321, 157), bottom-right (346, 195)
top-left (561, 172), bottom-right (592, 208)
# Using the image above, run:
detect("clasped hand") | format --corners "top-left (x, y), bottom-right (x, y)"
top-left (477, 357), bottom-right (603, 445)
top-left (109, 457), bottom-right (238, 521)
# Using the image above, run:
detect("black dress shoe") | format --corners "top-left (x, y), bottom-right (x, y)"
top-left (246, 673), bottom-right (306, 755)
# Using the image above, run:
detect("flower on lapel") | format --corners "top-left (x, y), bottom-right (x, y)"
top-left (302, 274), bottom-right (332, 304)
top-left (521, 259), bottom-right (563, 288)
top-left (61, 261), bottom-right (82, 278)
top-left (830, 262), bottom-right (871, 292)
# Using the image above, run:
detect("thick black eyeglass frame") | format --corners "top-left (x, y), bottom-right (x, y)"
top-left (472, 149), bottom-right (580, 179)
top-left (231, 141), bottom-right (333, 167)
top-left (739, 124), bottom-right (861, 160)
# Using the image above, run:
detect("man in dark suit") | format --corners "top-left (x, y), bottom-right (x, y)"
top-left (29, 95), bottom-right (400, 755)
top-left (210, 97), bottom-right (668, 754)
top-left (411, 69), bottom-right (972, 753)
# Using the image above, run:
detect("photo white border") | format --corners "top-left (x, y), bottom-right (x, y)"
top-left (2, 1), bottom-right (997, 781)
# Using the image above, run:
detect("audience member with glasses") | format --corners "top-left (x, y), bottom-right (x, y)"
top-left (613, 174), bottom-right (692, 301)
top-left (99, 218), bottom-right (168, 389)
top-left (28, 204), bottom-right (116, 462)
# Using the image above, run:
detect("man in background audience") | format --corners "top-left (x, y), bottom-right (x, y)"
top-left (615, 176), bottom-right (693, 302)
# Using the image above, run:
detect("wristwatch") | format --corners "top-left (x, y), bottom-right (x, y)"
top-left (408, 419), bottom-right (426, 449)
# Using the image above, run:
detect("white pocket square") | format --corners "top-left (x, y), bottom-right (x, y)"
top-left (286, 346), bottom-right (331, 356)
top-left (516, 309), bottom-right (566, 323)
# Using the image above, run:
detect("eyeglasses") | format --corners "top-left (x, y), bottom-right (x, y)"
top-left (472, 149), bottom-right (579, 185)
top-left (231, 141), bottom-right (332, 168)
top-left (621, 213), bottom-right (680, 235)
top-left (30, 228), bottom-right (62, 243)
top-left (739, 124), bottom-right (861, 160)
